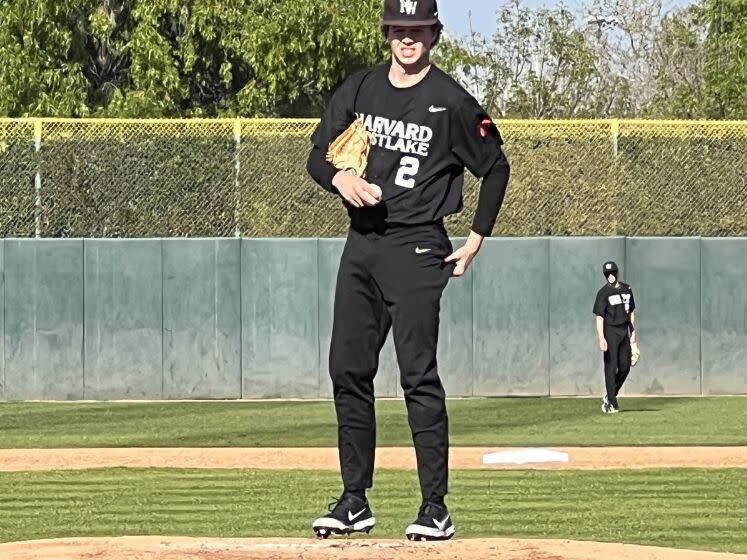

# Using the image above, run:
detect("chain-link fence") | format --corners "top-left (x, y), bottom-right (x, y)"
top-left (1, 118), bottom-right (746, 237)
top-left (617, 122), bottom-right (747, 236)
top-left (0, 121), bottom-right (36, 237)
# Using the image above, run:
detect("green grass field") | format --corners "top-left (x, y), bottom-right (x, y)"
top-left (1, 397), bottom-right (744, 554)
top-left (0, 468), bottom-right (744, 552)
top-left (1, 397), bottom-right (745, 448)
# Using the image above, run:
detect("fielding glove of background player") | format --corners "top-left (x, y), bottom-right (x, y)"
top-left (631, 342), bottom-right (641, 367)
top-left (326, 119), bottom-right (372, 179)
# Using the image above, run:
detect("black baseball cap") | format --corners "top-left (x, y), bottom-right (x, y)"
top-left (381, 0), bottom-right (440, 26)
top-left (603, 261), bottom-right (619, 276)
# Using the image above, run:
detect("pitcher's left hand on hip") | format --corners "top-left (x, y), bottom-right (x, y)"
top-left (445, 232), bottom-right (483, 277)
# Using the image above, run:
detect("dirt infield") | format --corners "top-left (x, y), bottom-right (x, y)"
top-left (0, 446), bottom-right (745, 471)
top-left (1, 536), bottom-right (746, 560)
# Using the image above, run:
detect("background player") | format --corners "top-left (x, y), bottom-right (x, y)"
top-left (305, 0), bottom-right (510, 542)
top-left (594, 261), bottom-right (638, 413)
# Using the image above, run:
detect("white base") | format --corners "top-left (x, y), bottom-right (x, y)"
top-left (482, 448), bottom-right (569, 465)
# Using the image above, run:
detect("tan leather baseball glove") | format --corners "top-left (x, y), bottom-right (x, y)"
top-left (631, 342), bottom-right (641, 367)
top-left (326, 119), bottom-right (372, 178)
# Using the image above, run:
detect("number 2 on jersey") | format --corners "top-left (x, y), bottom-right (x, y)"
top-left (395, 156), bottom-right (419, 189)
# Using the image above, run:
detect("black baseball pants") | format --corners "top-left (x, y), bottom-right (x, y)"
top-left (329, 222), bottom-right (454, 502)
top-left (603, 324), bottom-right (631, 408)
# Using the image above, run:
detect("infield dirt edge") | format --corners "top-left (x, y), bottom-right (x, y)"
top-left (1, 536), bottom-right (746, 560)
top-left (1, 446), bottom-right (746, 471)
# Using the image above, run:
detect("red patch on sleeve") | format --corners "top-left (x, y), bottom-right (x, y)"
top-left (479, 118), bottom-right (494, 138)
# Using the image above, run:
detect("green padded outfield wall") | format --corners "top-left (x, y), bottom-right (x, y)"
top-left (0, 241), bottom-right (3, 399)
top-left (84, 240), bottom-right (163, 399)
top-left (624, 237), bottom-right (702, 395)
top-left (4, 240), bottom-right (84, 400)
top-left (549, 237), bottom-right (626, 395)
top-left (163, 239), bottom-right (241, 399)
top-left (701, 239), bottom-right (747, 395)
top-left (241, 239), bottom-right (319, 399)
top-left (1, 237), bottom-right (746, 400)
top-left (473, 238), bottom-right (551, 396)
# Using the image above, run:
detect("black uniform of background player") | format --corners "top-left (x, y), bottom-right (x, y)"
top-left (306, 0), bottom-right (510, 542)
top-left (593, 261), bottom-right (636, 413)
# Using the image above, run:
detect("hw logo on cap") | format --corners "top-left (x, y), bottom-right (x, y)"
top-left (382, 0), bottom-right (439, 26)
top-left (400, 0), bottom-right (417, 14)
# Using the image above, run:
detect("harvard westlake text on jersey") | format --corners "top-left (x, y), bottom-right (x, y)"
top-left (593, 283), bottom-right (636, 327)
top-left (312, 63), bottom-right (503, 226)
top-left (358, 113), bottom-right (434, 158)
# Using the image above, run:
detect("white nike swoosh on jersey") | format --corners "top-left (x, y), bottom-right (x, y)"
top-left (434, 515), bottom-right (450, 531)
top-left (415, 247), bottom-right (431, 254)
top-left (428, 106), bottom-right (447, 112)
top-left (348, 508), bottom-right (367, 521)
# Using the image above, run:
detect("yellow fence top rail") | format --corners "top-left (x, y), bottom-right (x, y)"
top-left (2, 117), bottom-right (747, 125)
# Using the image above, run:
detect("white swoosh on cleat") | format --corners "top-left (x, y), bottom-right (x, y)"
top-left (348, 508), bottom-right (367, 522)
top-left (433, 515), bottom-right (450, 531)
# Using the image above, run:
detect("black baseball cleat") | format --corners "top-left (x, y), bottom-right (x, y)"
top-left (312, 494), bottom-right (376, 539)
top-left (602, 400), bottom-right (620, 414)
top-left (601, 394), bottom-right (609, 413)
top-left (405, 501), bottom-right (455, 541)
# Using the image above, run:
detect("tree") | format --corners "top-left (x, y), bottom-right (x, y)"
top-left (0, 0), bottom-right (389, 117)
top-left (436, 0), bottom-right (609, 118)
top-left (645, 9), bottom-right (706, 118)
top-left (699, 0), bottom-right (747, 118)
top-left (106, 0), bottom-right (389, 117)
top-left (0, 0), bottom-right (92, 116)
top-left (583, 0), bottom-right (668, 115)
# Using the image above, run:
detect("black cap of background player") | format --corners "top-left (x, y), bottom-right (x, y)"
top-left (603, 261), bottom-right (619, 277)
top-left (382, 0), bottom-right (440, 26)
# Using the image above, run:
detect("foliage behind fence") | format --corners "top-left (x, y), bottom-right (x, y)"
top-left (1, 118), bottom-right (746, 238)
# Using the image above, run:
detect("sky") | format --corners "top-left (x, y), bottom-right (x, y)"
top-left (439, 0), bottom-right (539, 38)
top-left (437, 0), bottom-right (691, 38)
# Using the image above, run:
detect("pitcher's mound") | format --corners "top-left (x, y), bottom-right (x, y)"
top-left (1, 536), bottom-right (745, 560)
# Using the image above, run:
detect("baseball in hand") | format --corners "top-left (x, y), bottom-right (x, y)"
top-left (369, 184), bottom-right (382, 200)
